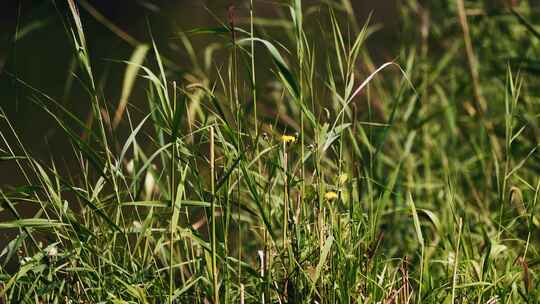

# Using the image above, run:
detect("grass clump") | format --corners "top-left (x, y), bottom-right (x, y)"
top-left (1, 0), bottom-right (540, 303)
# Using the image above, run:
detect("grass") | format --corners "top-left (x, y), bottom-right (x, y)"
top-left (1, 0), bottom-right (540, 302)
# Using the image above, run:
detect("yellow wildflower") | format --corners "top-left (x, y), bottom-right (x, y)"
top-left (281, 135), bottom-right (296, 143)
top-left (324, 191), bottom-right (338, 201)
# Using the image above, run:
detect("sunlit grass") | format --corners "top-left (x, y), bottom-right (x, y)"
top-left (1, 0), bottom-right (540, 303)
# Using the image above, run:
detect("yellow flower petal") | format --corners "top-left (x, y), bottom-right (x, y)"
top-left (324, 191), bottom-right (338, 201)
top-left (281, 135), bottom-right (296, 143)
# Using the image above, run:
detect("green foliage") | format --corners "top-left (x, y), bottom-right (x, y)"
top-left (1, 0), bottom-right (540, 303)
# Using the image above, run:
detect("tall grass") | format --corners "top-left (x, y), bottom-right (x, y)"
top-left (1, 0), bottom-right (540, 303)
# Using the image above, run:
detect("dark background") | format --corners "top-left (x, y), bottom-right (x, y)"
top-left (0, 0), bottom-right (399, 187)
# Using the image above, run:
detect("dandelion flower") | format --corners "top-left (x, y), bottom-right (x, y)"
top-left (281, 135), bottom-right (296, 143)
top-left (324, 191), bottom-right (338, 201)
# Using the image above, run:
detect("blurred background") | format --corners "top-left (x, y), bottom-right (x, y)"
top-left (1, 0), bottom-right (536, 189)
top-left (0, 0), bottom-right (400, 187)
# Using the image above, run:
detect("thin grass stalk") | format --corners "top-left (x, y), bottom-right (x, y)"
top-left (451, 218), bottom-right (463, 303)
top-left (223, 174), bottom-right (231, 303)
top-left (499, 70), bottom-right (519, 236)
top-left (294, 0), bottom-right (305, 241)
top-left (250, 0), bottom-right (258, 143)
top-left (228, 5), bottom-right (243, 291)
top-left (168, 81), bottom-right (177, 303)
top-left (210, 126), bottom-right (219, 304)
top-left (249, 2), bottom-right (270, 302)
top-left (283, 140), bottom-right (289, 249)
